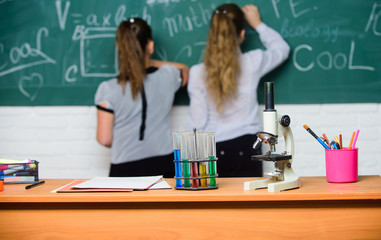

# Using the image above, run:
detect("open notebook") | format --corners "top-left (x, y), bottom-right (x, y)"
top-left (53, 176), bottom-right (171, 193)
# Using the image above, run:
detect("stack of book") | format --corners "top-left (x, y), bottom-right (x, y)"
top-left (0, 159), bottom-right (39, 184)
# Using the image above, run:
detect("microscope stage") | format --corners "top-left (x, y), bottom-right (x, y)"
top-left (252, 154), bottom-right (292, 162)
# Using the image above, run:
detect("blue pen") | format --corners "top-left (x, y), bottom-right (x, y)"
top-left (330, 141), bottom-right (341, 150)
top-left (303, 125), bottom-right (330, 150)
top-left (330, 141), bottom-right (338, 150)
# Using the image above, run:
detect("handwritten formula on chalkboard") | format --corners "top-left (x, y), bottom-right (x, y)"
top-left (0, 0), bottom-right (380, 106)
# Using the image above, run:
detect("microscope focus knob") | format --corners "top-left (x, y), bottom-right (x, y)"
top-left (280, 115), bottom-right (291, 127)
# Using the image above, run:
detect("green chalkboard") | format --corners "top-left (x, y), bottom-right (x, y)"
top-left (1, 0), bottom-right (380, 106)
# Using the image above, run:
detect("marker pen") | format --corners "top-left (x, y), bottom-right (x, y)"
top-left (0, 163), bottom-right (36, 172)
top-left (0, 165), bottom-right (26, 175)
top-left (3, 176), bottom-right (36, 183)
top-left (25, 180), bottom-right (45, 189)
top-left (0, 158), bottom-right (31, 164)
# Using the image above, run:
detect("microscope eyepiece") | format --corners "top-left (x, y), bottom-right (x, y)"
top-left (264, 82), bottom-right (275, 111)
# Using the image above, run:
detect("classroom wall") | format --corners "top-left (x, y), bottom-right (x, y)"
top-left (1, 104), bottom-right (380, 179)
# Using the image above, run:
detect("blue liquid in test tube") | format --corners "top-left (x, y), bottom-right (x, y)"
top-left (173, 132), bottom-right (182, 188)
top-left (174, 149), bottom-right (182, 187)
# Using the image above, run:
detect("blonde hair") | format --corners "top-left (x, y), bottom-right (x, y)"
top-left (203, 4), bottom-right (245, 113)
top-left (116, 18), bottom-right (152, 100)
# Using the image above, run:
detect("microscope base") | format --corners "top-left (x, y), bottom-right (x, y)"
top-left (244, 176), bottom-right (300, 192)
top-left (244, 160), bottom-right (301, 192)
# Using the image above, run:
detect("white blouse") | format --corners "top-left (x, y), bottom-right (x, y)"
top-left (95, 65), bottom-right (181, 164)
top-left (187, 23), bottom-right (290, 142)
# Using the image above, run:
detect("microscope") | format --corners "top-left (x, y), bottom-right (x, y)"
top-left (244, 82), bottom-right (300, 192)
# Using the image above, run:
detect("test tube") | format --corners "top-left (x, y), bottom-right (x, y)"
top-left (180, 131), bottom-right (191, 187)
top-left (208, 132), bottom-right (217, 187)
top-left (189, 130), bottom-right (199, 188)
top-left (172, 132), bottom-right (182, 188)
top-left (197, 132), bottom-right (208, 187)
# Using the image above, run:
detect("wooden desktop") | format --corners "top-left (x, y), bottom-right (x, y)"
top-left (1, 176), bottom-right (381, 239)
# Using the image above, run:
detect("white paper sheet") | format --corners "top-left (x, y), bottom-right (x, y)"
top-left (149, 179), bottom-right (172, 189)
top-left (72, 175), bottom-right (163, 190)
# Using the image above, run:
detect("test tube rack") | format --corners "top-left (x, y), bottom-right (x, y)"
top-left (174, 158), bottom-right (218, 190)
top-left (173, 130), bottom-right (218, 190)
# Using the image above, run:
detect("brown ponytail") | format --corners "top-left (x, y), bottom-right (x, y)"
top-left (116, 18), bottom-right (152, 99)
top-left (203, 4), bottom-right (245, 113)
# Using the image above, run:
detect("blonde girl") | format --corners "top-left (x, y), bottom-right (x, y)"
top-left (188, 4), bottom-right (290, 177)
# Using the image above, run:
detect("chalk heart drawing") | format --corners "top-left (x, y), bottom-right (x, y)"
top-left (18, 73), bottom-right (44, 101)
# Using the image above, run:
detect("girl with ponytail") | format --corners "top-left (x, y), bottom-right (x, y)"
top-left (188, 4), bottom-right (290, 177)
top-left (95, 18), bottom-right (189, 177)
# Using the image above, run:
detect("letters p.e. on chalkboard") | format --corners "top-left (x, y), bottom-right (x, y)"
top-left (0, 0), bottom-right (380, 106)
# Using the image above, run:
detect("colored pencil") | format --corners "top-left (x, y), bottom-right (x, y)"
top-left (339, 132), bottom-right (343, 149)
top-left (351, 130), bottom-right (360, 149)
top-left (348, 131), bottom-right (356, 149)
top-left (334, 136), bottom-right (341, 149)
top-left (322, 133), bottom-right (329, 142)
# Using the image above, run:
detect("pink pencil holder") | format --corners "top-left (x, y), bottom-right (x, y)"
top-left (325, 148), bottom-right (358, 183)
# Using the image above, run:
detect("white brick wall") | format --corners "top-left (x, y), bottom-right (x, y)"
top-left (1, 104), bottom-right (380, 179)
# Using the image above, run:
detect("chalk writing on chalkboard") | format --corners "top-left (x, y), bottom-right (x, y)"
top-left (0, 0), bottom-right (380, 106)
top-left (0, 28), bottom-right (56, 78)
